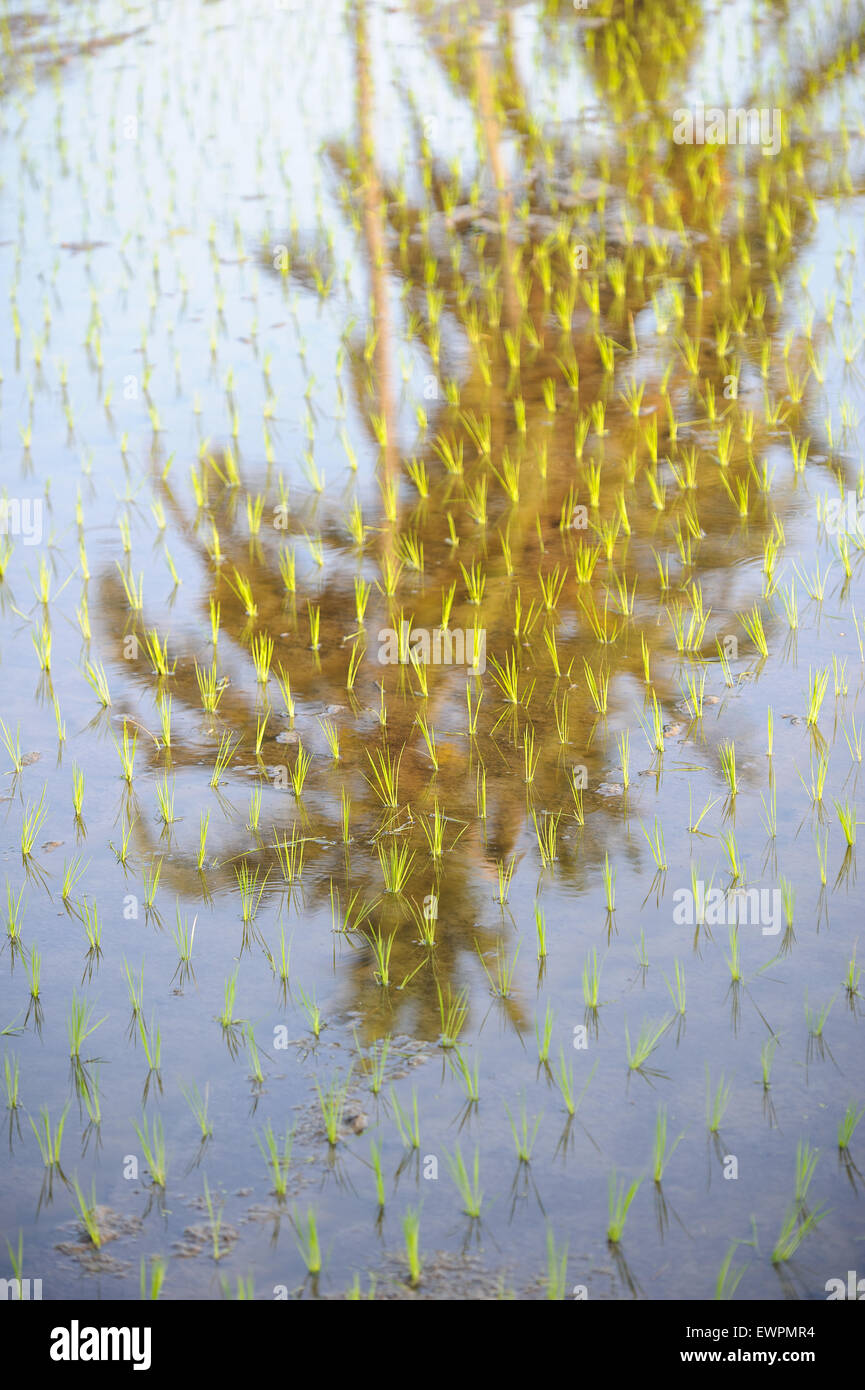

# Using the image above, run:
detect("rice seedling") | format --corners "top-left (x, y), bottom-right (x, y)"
top-left (555, 1052), bottom-right (597, 1116)
top-left (760, 1037), bottom-right (779, 1090)
top-left (445, 1145), bottom-right (483, 1218)
top-left (210, 732), bottom-right (239, 790)
top-left (72, 765), bottom-right (85, 818)
top-left (718, 741), bottom-right (737, 797)
top-left (838, 1105), bottom-right (863, 1151)
top-left (235, 862), bottom-right (268, 923)
top-left (602, 853), bottom-right (616, 913)
top-left (437, 983), bottom-right (468, 1050)
top-left (805, 992), bottom-right (835, 1038)
top-left (365, 745), bottom-right (402, 808)
top-left (138, 1013), bottom-right (162, 1073)
top-left (706, 1068), bottom-right (732, 1132)
top-left (84, 661), bottom-right (111, 707)
top-left (641, 817), bottom-right (667, 872)
top-left (0, 719), bottom-right (23, 775)
top-left (203, 1178), bottom-right (228, 1262)
top-left (378, 841), bottom-right (415, 895)
top-left (715, 1244), bottom-right (748, 1301)
top-left (450, 1045), bottom-right (480, 1103)
top-left (805, 666), bottom-right (829, 726)
top-left (771, 1203), bottom-right (827, 1263)
top-left (180, 1082), bottom-right (212, 1140)
top-left (20, 787), bottom-right (47, 857)
top-left (293, 1207), bottom-right (322, 1274)
top-left (71, 1178), bottom-right (103, 1249)
top-left (258, 1122), bottom-right (294, 1197)
top-left (664, 959), bottom-right (686, 1016)
top-left (133, 1114), bottom-right (167, 1187)
top-left (835, 800), bottom-right (857, 847)
top-left (652, 1106), bottom-right (685, 1183)
top-left (625, 1017), bottom-right (671, 1072)
top-left (140, 1257), bottom-right (167, 1302)
top-left (843, 945), bottom-right (860, 998)
top-left (30, 1104), bottom-right (68, 1167)
top-left (607, 1171), bottom-right (642, 1244)
top-left (67, 992), bottom-right (106, 1058)
top-left (315, 1071), bottom-right (352, 1145)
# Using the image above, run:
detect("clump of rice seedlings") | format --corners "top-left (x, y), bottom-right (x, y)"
top-left (0, 719), bottom-right (23, 775)
top-left (23, 943), bottom-right (41, 1001)
top-left (133, 1114), bottom-right (167, 1187)
top-left (477, 939), bottom-right (520, 998)
top-left (217, 969), bottom-right (241, 1029)
top-left (249, 632), bottom-right (274, 689)
top-left (495, 855), bottom-right (516, 905)
top-left (138, 1013), bottom-right (162, 1073)
top-left (625, 1017), bottom-right (671, 1072)
top-left (602, 853), bottom-right (616, 913)
top-left (195, 661), bottom-right (224, 714)
top-left (155, 772), bottom-right (176, 826)
top-left (584, 659), bottom-right (609, 715)
top-left (641, 817), bottom-right (667, 872)
top-left (365, 745), bottom-right (402, 808)
top-left (664, 960), bottom-right (686, 1016)
top-left (141, 629), bottom-right (174, 678)
top-left (180, 1082), bottom-right (212, 1139)
top-left (545, 1228), bottom-right (568, 1300)
top-left (210, 732), bottom-right (239, 789)
top-left (805, 992), bottom-right (835, 1038)
top-left (721, 830), bottom-right (745, 882)
top-left (555, 1052), bottom-right (597, 1117)
top-left (793, 1141), bottom-right (819, 1207)
top-left (369, 1139), bottom-right (386, 1207)
top-left (534, 904), bottom-right (547, 960)
top-left (203, 1178), bottom-right (228, 1262)
top-left (489, 649), bottom-right (521, 703)
top-left (392, 1084), bottom-right (422, 1150)
top-left (364, 925), bottom-right (397, 986)
top-left (30, 1104), bottom-right (68, 1166)
top-left (535, 1002), bottom-right (554, 1064)
top-left (706, 1068), bottom-right (732, 1133)
top-left (377, 841), bottom-right (415, 895)
top-left (140, 1257), bottom-right (167, 1302)
top-left (760, 1037), bottom-right (779, 1090)
top-left (67, 992), bottom-right (106, 1057)
top-left (20, 787), bottom-right (47, 858)
top-left (771, 1202), bottom-right (827, 1263)
top-left (505, 1100), bottom-right (542, 1163)
top-left (355, 1033), bottom-right (390, 1095)
top-left (274, 664), bottom-right (295, 718)
top-left (607, 1171), bottom-right (642, 1244)
top-left (805, 666), bottom-right (829, 726)
top-left (71, 1178), bottom-right (103, 1248)
top-left (437, 983), bottom-right (468, 1049)
top-left (843, 717), bottom-right (863, 764)
top-left (293, 1207), bottom-right (322, 1274)
top-left (258, 1122), bottom-right (294, 1197)
top-left (235, 861), bottom-right (268, 923)
top-left (274, 825), bottom-right (304, 884)
top-left (79, 898), bottom-right (103, 957)
top-left (583, 949), bottom-right (601, 1009)
top-left (297, 985), bottom-right (321, 1038)
top-left (718, 741), bottom-right (737, 797)
top-left (739, 604), bottom-right (768, 658)
top-left (450, 1046), bottom-right (480, 1103)
top-left (84, 661), bottom-right (111, 707)
top-left (532, 812), bottom-right (560, 868)
top-left (402, 1206), bottom-right (422, 1287)
top-left (5, 880), bottom-right (25, 943)
top-left (4, 1053), bottom-right (20, 1111)
top-left (726, 926), bottom-right (744, 984)
top-left (834, 800), bottom-right (857, 847)
top-left (652, 1106), bottom-right (685, 1183)
top-left (72, 764), bottom-right (85, 819)
top-left (224, 568), bottom-right (258, 619)
top-left (715, 1244), bottom-right (748, 1300)
top-left (315, 1071), bottom-right (352, 1145)
top-left (838, 1105), bottom-right (863, 1151)
top-left (445, 1145), bottom-right (483, 1218)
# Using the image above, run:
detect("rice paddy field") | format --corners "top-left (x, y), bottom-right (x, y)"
top-left (1, 0), bottom-right (865, 1306)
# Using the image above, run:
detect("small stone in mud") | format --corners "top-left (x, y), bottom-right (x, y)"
top-left (21, 751), bottom-right (42, 766)
top-left (344, 1110), bottom-right (368, 1134)
top-left (595, 782), bottom-right (624, 796)
top-left (663, 723), bottom-right (684, 738)
top-left (276, 730), bottom-right (299, 744)
top-left (41, 840), bottom-right (64, 852)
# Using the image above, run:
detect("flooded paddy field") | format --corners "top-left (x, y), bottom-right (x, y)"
top-left (1, 0), bottom-right (865, 1302)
